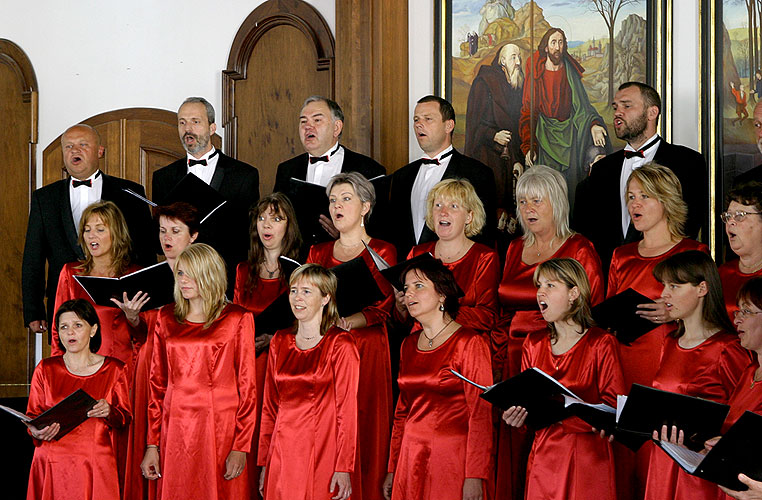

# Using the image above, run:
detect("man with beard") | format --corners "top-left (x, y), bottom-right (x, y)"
top-left (573, 81), bottom-right (707, 274)
top-left (519, 27), bottom-right (611, 212)
top-left (153, 97), bottom-right (259, 292)
top-left (465, 43), bottom-right (524, 215)
top-left (733, 100), bottom-right (762, 185)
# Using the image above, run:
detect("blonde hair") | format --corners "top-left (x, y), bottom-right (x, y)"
top-left (516, 166), bottom-right (573, 246)
top-left (533, 258), bottom-right (595, 343)
top-left (424, 178), bottom-right (486, 237)
top-left (77, 201), bottom-right (132, 276)
top-left (627, 163), bottom-right (687, 240)
top-left (289, 264), bottom-right (339, 334)
top-left (173, 243), bottom-right (227, 328)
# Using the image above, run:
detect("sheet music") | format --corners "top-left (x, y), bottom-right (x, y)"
top-left (659, 441), bottom-right (703, 473)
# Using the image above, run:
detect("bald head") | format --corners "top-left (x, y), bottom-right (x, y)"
top-left (61, 124), bottom-right (104, 180)
top-left (499, 43), bottom-right (523, 89)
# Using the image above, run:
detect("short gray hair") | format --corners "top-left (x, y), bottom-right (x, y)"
top-left (180, 97), bottom-right (215, 124)
top-left (302, 95), bottom-right (344, 123)
top-left (325, 171), bottom-right (376, 223)
top-left (515, 165), bottom-right (573, 246)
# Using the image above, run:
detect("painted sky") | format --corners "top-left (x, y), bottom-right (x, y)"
top-left (452, 0), bottom-right (646, 56)
top-left (723, 0), bottom-right (752, 30)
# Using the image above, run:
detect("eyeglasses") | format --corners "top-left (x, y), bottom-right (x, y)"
top-left (734, 308), bottom-right (762, 319)
top-left (721, 211), bottom-right (762, 223)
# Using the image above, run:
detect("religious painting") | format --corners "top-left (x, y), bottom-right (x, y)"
top-left (705, 0), bottom-right (762, 257)
top-left (435, 0), bottom-right (664, 214)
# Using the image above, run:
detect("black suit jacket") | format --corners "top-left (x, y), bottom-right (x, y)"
top-left (273, 146), bottom-right (386, 246)
top-left (22, 173), bottom-right (155, 326)
top-left (573, 139), bottom-right (708, 275)
top-left (385, 149), bottom-right (497, 258)
top-left (152, 152), bottom-right (260, 292)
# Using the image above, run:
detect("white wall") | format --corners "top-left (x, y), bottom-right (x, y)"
top-left (406, 0), bottom-right (702, 159)
top-left (0, 0), bottom-right (335, 186)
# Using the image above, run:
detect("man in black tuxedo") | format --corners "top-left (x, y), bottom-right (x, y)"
top-left (386, 95), bottom-right (497, 258)
top-left (22, 124), bottom-right (155, 336)
top-left (152, 97), bottom-right (259, 293)
top-left (273, 96), bottom-right (385, 245)
top-left (573, 81), bottom-right (708, 274)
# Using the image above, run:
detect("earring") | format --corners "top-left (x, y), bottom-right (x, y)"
top-left (439, 303), bottom-right (445, 311)
top-left (360, 218), bottom-right (365, 227)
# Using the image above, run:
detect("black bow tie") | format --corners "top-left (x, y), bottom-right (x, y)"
top-left (309, 155), bottom-right (329, 164)
top-left (72, 170), bottom-right (101, 188)
top-left (421, 149), bottom-right (454, 166)
top-left (188, 149), bottom-right (219, 167)
top-left (623, 137), bottom-right (660, 159)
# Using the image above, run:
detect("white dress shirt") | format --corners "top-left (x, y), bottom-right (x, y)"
top-left (306, 142), bottom-right (344, 187)
top-left (620, 134), bottom-right (660, 236)
top-left (187, 147), bottom-right (219, 185)
top-left (410, 145), bottom-right (454, 242)
top-left (69, 170), bottom-right (103, 233)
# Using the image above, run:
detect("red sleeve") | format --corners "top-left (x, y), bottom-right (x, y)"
top-left (388, 338), bottom-right (412, 472)
top-left (458, 334), bottom-right (494, 479)
top-left (231, 311), bottom-right (258, 452)
top-left (332, 333), bottom-right (360, 472)
top-left (596, 334), bottom-right (627, 407)
top-left (718, 340), bottom-right (755, 401)
top-left (146, 311), bottom-right (168, 446)
top-left (455, 251), bottom-right (499, 333)
top-left (233, 262), bottom-right (247, 305)
top-left (105, 360), bottom-right (133, 429)
top-left (26, 359), bottom-right (50, 446)
top-left (575, 239), bottom-right (605, 306)
top-left (607, 249), bottom-right (621, 299)
top-left (257, 332), bottom-right (281, 466)
top-left (360, 244), bottom-right (397, 327)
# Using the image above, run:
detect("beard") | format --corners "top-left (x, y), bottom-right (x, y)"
top-left (506, 64), bottom-right (525, 89)
top-left (547, 48), bottom-right (563, 66)
top-left (757, 137), bottom-right (762, 155)
top-left (183, 131), bottom-right (210, 154)
top-left (615, 110), bottom-right (649, 142)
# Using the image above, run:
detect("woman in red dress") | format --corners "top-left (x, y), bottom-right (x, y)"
top-left (141, 244), bottom-right (257, 500)
top-left (124, 202), bottom-right (199, 500)
top-left (53, 201), bottom-right (149, 374)
top-left (27, 299), bottom-right (132, 500)
top-left (384, 258), bottom-right (492, 500)
top-left (398, 178), bottom-right (498, 338)
top-left (233, 193), bottom-right (301, 498)
top-left (307, 171), bottom-right (395, 500)
top-left (607, 164), bottom-right (708, 499)
top-left (258, 264), bottom-right (359, 500)
top-left (643, 251), bottom-right (750, 500)
top-left (493, 165), bottom-right (603, 500)
top-left (719, 182), bottom-right (762, 320)
top-left (502, 258), bottom-right (624, 500)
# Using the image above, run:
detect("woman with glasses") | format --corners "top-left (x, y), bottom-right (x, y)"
top-left (719, 181), bottom-right (762, 319)
top-left (606, 163), bottom-right (708, 500)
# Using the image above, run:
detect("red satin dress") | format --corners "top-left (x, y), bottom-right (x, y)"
top-left (307, 239), bottom-right (396, 500)
top-left (233, 262), bottom-right (288, 499)
top-left (388, 327), bottom-right (493, 500)
top-left (493, 234), bottom-right (603, 500)
top-left (147, 303), bottom-right (257, 500)
top-left (521, 327), bottom-right (625, 500)
top-left (124, 308), bottom-right (160, 500)
top-left (407, 241), bottom-right (499, 336)
top-left (723, 360), bottom-right (762, 432)
top-left (53, 262), bottom-right (144, 375)
top-left (26, 356), bottom-right (132, 500)
top-left (643, 332), bottom-right (750, 500)
top-left (258, 328), bottom-right (360, 500)
top-left (719, 260), bottom-right (762, 320)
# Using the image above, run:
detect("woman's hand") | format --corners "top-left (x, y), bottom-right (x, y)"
top-left (336, 317), bottom-right (353, 331)
top-left (502, 406), bottom-right (527, 427)
top-left (87, 399), bottom-right (111, 419)
top-left (592, 427), bottom-right (615, 443)
top-left (223, 450), bottom-right (246, 480)
top-left (255, 334), bottom-right (273, 355)
top-left (382, 472), bottom-right (394, 500)
top-left (394, 290), bottom-right (408, 319)
top-left (140, 446), bottom-right (161, 480)
top-left (653, 424), bottom-right (684, 446)
top-left (259, 466), bottom-right (266, 497)
top-left (329, 471), bottom-right (351, 500)
top-left (112, 291), bottom-right (150, 327)
top-left (720, 474), bottom-right (762, 499)
top-left (26, 422), bottom-right (60, 441)
top-left (636, 298), bottom-right (670, 324)
top-left (463, 478), bottom-right (483, 500)
top-left (704, 435), bottom-right (721, 453)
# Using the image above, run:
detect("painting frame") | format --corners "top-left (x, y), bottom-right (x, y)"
top-left (433, 0), bottom-right (673, 223)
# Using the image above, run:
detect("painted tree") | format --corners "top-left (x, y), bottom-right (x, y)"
top-left (588, 0), bottom-right (638, 104)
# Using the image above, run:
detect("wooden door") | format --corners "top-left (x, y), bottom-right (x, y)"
top-left (0, 39), bottom-right (38, 398)
top-left (223, 0), bottom-right (335, 195)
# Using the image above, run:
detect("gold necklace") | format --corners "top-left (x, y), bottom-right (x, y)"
top-left (423, 319), bottom-right (453, 348)
top-left (437, 241), bottom-right (468, 262)
top-left (337, 238), bottom-right (366, 249)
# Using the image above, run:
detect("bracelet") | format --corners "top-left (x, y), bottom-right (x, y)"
top-left (146, 444), bottom-right (159, 449)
